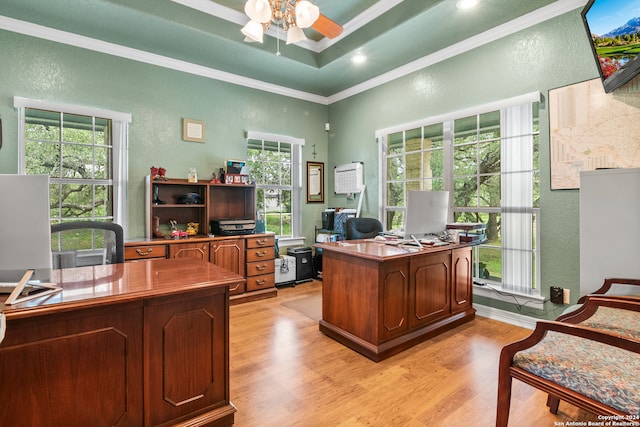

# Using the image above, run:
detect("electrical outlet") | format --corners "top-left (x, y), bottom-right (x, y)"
top-left (550, 286), bottom-right (563, 304)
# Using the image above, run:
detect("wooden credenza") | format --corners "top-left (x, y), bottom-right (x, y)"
top-left (0, 258), bottom-right (240, 426)
top-left (126, 233), bottom-right (277, 305)
top-left (315, 240), bottom-right (475, 362)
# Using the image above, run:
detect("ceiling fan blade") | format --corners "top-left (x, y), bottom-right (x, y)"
top-left (311, 13), bottom-right (343, 39)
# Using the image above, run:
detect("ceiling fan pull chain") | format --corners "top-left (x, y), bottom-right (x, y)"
top-left (276, 25), bottom-right (281, 56)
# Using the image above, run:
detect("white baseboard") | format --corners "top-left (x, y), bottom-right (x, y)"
top-left (473, 303), bottom-right (537, 330)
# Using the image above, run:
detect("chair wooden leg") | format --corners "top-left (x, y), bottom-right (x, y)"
top-left (496, 362), bottom-right (513, 427)
top-left (546, 394), bottom-right (560, 414)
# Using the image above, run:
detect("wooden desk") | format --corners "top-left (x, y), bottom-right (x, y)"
top-left (0, 258), bottom-right (241, 426)
top-left (315, 240), bottom-right (475, 362)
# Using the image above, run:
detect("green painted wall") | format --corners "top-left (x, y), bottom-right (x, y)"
top-left (326, 10), bottom-right (599, 319)
top-left (0, 8), bottom-right (610, 320)
top-left (0, 30), bottom-right (329, 242)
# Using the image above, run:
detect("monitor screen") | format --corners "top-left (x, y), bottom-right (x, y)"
top-left (404, 190), bottom-right (450, 238)
top-left (0, 175), bottom-right (52, 282)
top-left (581, 0), bottom-right (640, 93)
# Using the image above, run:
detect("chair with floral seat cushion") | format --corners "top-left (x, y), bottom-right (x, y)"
top-left (496, 295), bottom-right (640, 427)
top-left (560, 277), bottom-right (640, 317)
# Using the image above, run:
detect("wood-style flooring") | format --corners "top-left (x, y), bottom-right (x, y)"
top-left (229, 280), bottom-right (600, 426)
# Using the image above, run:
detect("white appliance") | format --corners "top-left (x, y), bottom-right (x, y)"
top-left (580, 168), bottom-right (640, 296)
top-left (275, 255), bottom-right (296, 286)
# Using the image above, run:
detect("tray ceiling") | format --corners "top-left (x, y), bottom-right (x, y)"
top-left (0, 0), bottom-right (586, 101)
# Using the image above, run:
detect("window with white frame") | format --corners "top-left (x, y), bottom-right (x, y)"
top-left (246, 131), bottom-right (303, 239)
top-left (15, 97), bottom-right (130, 234)
top-left (378, 93), bottom-right (540, 295)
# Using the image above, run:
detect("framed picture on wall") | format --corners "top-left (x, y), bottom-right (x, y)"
top-left (306, 161), bottom-right (324, 203)
top-left (549, 78), bottom-right (640, 189)
top-left (182, 118), bottom-right (205, 143)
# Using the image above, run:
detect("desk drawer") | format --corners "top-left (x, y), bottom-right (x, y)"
top-left (246, 246), bottom-right (275, 262)
top-left (246, 259), bottom-right (274, 277)
top-left (228, 280), bottom-right (246, 296)
top-left (246, 274), bottom-right (275, 291)
top-left (125, 245), bottom-right (167, 261)
top-left (246, 236), bottom-right (275, 249)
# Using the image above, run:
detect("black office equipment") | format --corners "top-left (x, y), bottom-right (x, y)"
top-left (287, 247), bottom-right (313, 284)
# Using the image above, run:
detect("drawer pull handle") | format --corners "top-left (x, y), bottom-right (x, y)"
top-left (136, 248), bottom-right (153, 256)
top-left (256, 279), bottom-right (268, 285)
top-left (256, 264), bottom-right (267, 271)
top-left (255, 250), bottom-right (268, 257)
top-left (256, 239), bottom-right (268, 245)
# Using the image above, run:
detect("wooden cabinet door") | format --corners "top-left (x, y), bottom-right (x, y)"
top-left (144, 287), bottom-right (229, 426)
top-left (409, 251), bottom-right (451, 328)
top-left (0, 303), bottom-right (143, 426)
top-left (451, 247), bottom-right (473, 312)
top-left (169, 242), bottom-right (209, 260)
top-left (210, 239), bottom-right (245, 275)
top-left (379, 258), bottom-right (410, 342)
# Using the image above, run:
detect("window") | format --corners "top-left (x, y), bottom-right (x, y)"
top-left (15, 97), bottom-right (130, 234)
top-left (246, 131), bottom-right (303, 239)
top-left (378, 93), bottom-right (540, 295)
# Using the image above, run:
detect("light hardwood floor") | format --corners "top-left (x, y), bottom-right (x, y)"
top-left (229, 280), bottom-right (599, 426)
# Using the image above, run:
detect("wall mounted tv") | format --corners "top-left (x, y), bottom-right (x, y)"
top-left (581, 0), bottom-right (640, 93)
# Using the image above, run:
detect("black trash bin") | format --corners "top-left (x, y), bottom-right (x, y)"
top-left (287, 246), bottom-right (314, 284)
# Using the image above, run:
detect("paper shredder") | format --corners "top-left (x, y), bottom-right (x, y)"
top-left (286, 246), bottom-right (314, 284)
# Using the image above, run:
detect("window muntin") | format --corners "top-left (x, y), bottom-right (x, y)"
top-left (24, 108), bottom-right (115, 223)
top-left (380, 100), bottom-right (540, 294)
top-left (248, 138), bottom-right (295, 238)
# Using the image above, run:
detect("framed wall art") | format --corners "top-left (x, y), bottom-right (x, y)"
top-left (549, 77), bottom-right (640, 189)
top-left (306, 161), bottom-right (324, 203)
top-left (182, 118), bottom-right (205, 143)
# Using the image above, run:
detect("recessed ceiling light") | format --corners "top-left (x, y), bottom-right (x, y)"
top-left (456, 0), bottom-right (480, 9)
top-left (351, 52), bottom-right (367, 64)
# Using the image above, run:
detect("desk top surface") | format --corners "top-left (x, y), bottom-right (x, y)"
top-left (1, 258), bottom-right (244, 318)
top-left (315, 239), bottom-right (471, 262)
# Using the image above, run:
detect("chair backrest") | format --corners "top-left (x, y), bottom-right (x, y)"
top-left (345, 217), bottom-right (383, 240)
top-left (51, 221), bottom-right (124, 268)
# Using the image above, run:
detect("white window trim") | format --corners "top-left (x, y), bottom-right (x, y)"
top-left (376, 92), bottom-right (542, 300)
top-left (14, 97), bottom-right (132, 122)
top-left (15, 96), bottom-right (131, 236)
top-left (246, 131), bottom-right (304, 239)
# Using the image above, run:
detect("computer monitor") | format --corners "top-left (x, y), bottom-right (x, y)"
top-left (0, 174), bottom-right (53, 283)
top-left (404, 190), bottom-right (450, 238)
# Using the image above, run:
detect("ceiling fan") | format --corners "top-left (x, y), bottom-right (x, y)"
top-left (241, 0), bottom-right (343, 45)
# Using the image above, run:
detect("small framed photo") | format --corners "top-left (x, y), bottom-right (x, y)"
top-left (182, 118), bottom-right (205, 143)
top-left (306, 161), bottom-right (324, 203)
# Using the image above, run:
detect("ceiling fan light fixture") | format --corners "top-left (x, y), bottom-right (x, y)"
top-left (286, 26), bottom-right (307, 44)
top-left (244, 0), bottom-right (272, 23)
top-left (295, 1), bottom-right (320, 28)
top-left (241, 20), bottom-right (264, 43)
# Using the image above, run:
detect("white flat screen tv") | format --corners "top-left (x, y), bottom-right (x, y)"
top-left (404, 190), bottom-right (450, 238)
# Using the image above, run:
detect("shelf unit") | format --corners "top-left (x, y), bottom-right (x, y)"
top-left (145, 176), bottom-right (255, 238)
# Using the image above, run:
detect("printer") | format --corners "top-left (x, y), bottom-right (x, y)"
top-left (210, 219), bottom-right (255, 236)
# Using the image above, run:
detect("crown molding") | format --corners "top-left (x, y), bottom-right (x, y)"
top-left (0, 0), bottom-right (586, 105)
top-left (327, 0), bottom-right (588, 103)
top-left (171, 0), bottom-right (403, 53)
top-left (0, 15), bottom-right (328, 104)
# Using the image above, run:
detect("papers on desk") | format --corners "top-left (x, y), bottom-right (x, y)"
top-left (0, 270), bottom-right (62, 305)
